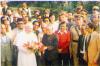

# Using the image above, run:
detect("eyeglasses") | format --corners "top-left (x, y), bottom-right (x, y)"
top-left (85, 27), bottom-right (89, 29)
top-left (17, 23), bottom-right (24, 24)
top-left (1, 27), bottom-right (6, 29)
top-left (34, 24), bottom-right (39, 26)
top-left (60, 25), bottom-right (66, 28)
top-left (44, 20), bottom-right (49, 22)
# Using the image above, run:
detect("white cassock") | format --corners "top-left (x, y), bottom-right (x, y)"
top-left (14, 31), bottom-right (38, 66)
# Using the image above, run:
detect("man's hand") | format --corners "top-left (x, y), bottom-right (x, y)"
top-left (58, 49), bottom-right (62, 53)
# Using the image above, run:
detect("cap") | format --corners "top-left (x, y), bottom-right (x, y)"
top-left (93, 6), bottom-right (99, 10)
top-left (77, 5), bottom-right (83, 9)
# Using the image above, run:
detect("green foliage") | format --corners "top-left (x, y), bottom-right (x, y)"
top-left (8, 1), bottom-right (100, 14)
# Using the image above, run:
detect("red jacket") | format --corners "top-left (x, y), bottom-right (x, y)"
top-left (56, 30), bottom-right (71, 53)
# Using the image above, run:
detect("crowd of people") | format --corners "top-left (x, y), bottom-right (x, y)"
top-left (0, 1), bottom-right (100, 66)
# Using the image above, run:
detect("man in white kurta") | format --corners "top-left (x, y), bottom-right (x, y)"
top-left (14, 23), bottom-right (38, 66)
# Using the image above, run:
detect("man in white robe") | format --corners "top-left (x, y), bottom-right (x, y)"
top-left (14, 23), bottom-right (38, 66)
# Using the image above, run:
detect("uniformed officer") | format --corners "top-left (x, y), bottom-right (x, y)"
top-left (70, 14), bottom-right (82, 66)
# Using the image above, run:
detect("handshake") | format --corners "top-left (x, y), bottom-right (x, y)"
top-left (23, 42), bottom-right (39, 52)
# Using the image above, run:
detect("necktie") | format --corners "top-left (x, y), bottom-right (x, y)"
top-left (83, 36), bottom-right (86, 52)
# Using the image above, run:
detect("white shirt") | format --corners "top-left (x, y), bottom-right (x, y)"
top-left (50, 21), bottom-right (59, 33)
top-left (12, 28), bottom-right (23, 42)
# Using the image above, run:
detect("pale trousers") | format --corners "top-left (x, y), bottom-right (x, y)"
top-left (71, 42), bottom-right (79, 66)
top-left (1, 44), bottom-right (12, 66)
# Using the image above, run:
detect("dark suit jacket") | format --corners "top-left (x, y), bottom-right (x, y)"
top-left (10, 22), bottom-right (17, 30)
top-left (42, 34), bottom-right (58, 61)
top-left (77, 35), bottom-right (85, 58)
top-left (2, 7), bottom-right (9, 15)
